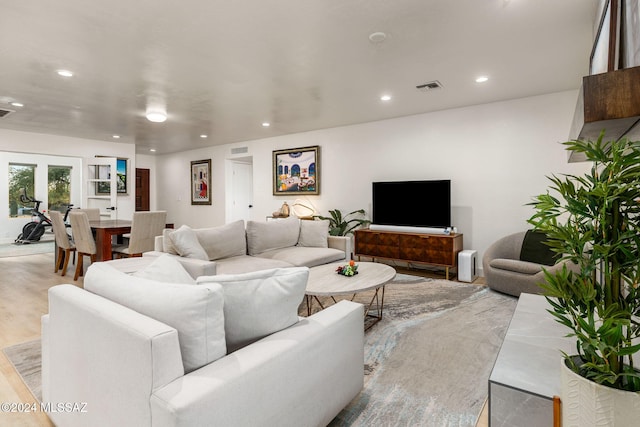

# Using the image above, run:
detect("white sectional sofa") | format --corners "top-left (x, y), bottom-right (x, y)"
top-left (146, 217), bottom-right (351, 277)
top-left (42, 258), bottom-right (365, 427)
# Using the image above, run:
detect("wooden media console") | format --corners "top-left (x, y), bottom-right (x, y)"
top-left (354, 229), bottom-right (463, 279)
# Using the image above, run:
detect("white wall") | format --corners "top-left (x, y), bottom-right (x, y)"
top-left (155, 90), bottom-right (591, 273)
top-left (0, 129), bottom-right (137, 239)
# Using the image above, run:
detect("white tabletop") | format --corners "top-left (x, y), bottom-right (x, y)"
top-left (306, 261), bottom-right (396, 296)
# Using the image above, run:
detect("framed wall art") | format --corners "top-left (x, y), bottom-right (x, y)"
top-left (191, 159), bottom-right (211, 205)
top-left (273, 145), bottom-right (320, 195)
top-left (96, 157), bottom-right (128, 194)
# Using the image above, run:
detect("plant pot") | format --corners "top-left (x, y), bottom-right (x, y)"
top-left (560, 357), bottom-right (640, 426)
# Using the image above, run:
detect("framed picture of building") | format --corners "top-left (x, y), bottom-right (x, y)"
top-left (273, 146), bottom-right (320, 195)
top-left (191, 159), bottom-right (211, 205)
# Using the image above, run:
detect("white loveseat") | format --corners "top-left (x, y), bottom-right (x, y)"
top-left (146, 217), bottom-right (351, 277)
top-left (41, 258), bottom-right (364, 427)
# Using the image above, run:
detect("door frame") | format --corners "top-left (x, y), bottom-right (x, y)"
top-left (225, 156), bottom-right (253, 223)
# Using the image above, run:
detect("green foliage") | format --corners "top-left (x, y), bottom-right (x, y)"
top-left (528, 134), bottom-right (640, 391)
top-left (8, 164), bottom-right (35, 217)
top-left (314, 209), bottom-right (371, 236)
top-left (48, 166), bottom-right (71, 212)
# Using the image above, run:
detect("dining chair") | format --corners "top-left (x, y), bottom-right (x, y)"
top-left (69, 211), bottom-right (97, 280)
top-left (112, 211), bottom-right (167, 258)
top-left (74, 208), bottom-right (101, 221)
top-left (50, 210), bottom-right (76, 277)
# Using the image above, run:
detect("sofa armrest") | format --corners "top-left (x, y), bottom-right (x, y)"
top-left (143, 251), bottom-right (218, 278)
top-left (154, 234), bottom-right (165, 252)
top-left (328, 235), bottom-right (351, 261)
top-left (151, 300), bottom-right (364, 427)
top-left (43, 285), bottom-right (184, 427)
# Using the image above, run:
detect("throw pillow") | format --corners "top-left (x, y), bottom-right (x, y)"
top-left (519, 229), bottom-right (559, 266)
top-left (162, 228), bottom-right (179, 255)
top-left (132, 254), bottom-right (196, 284)
top-left (84, 262), bottom-right (226, 373)
top-left (196, 267), bottom-right (309, 353)
top-left (196, 220), bottom-right (247, 260)
top-left (168, 225), bottom-right (208, 260)
top-left (246, 216), bottom-right (301, 255)
top-left (297, 219), bottom-right (329, 248)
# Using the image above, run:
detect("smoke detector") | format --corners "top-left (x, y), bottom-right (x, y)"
top-left (416, 81), bottom-right (443, 92)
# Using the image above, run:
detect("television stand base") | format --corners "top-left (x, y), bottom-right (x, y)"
top-left (354, 229), bottom-right (463, 281)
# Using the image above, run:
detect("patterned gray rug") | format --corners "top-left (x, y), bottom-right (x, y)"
top-left (306, 277), bottom-right (518, 427)
top-left (2, 339), bottom-right (42, 402)
top-left (3, 275), bottom-right (517, 427)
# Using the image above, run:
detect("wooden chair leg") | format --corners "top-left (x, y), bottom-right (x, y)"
top-left (55, 247), bottom-right (64, 273)
top-left (61, 248), bottom-right (72, 277)
top-left (74, 254), bottom-right (84, 281)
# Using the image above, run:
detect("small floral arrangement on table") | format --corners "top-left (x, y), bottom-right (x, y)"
top-left (336, 260), bottom-right (358, 276)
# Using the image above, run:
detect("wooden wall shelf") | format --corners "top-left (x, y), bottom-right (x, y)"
top-left (569, 66), bottom-right (640, 162)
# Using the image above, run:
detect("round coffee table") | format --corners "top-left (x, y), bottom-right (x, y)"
top-left (305, 261), bottom-right (396, 328)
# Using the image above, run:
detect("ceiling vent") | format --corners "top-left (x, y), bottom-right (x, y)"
top-left (231, 146), bottom-right (248, 155)
top-left (416, 81), bottom-right (443, 92)
top-left (0, 108), bottom-right (15, 118)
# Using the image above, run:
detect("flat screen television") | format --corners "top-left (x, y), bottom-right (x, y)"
top-left (372, 180), bottom-right (451, 228)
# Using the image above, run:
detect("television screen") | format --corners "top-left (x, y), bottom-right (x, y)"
top-left (372, 180), bottom-right (451, 228)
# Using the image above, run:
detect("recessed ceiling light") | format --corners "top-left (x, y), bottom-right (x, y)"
top-left (200, 134), bottom-right (208, 138)
top-left (57, 69), bottom-right (74, 77)
top-left (262, 122), bottom-right (270, 127)
top-left (149, 148), bottom-right (157, 152)
top-left (146, 111), bottom-right (167, 123)
top-left (369, 32), bottom-right (387, 43)
top-left (112, 135), bottom-right (120, 139)
top-left (10, 102), bottom-right (24, 107)
top-left (380, 95), bottom-right (392, 101)
top-left (475, 76), bottom-right (489, 83)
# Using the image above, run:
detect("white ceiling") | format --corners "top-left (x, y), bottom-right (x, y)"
top-left (0, 0), bottom-right (597, 154)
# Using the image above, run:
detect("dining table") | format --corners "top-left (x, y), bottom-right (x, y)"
top-left (89, 219), bottom-right (174, 261)
top-left (89, 219), bottom-right (132, 261)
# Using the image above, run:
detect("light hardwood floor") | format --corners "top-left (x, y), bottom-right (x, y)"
top-left (0, 252), bottom-right (82, 426)
top-left (0, 253), bottom-right (489, 427)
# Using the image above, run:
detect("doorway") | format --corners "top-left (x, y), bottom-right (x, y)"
top-left (226, 158), bottom-right (253, 223)
top-left (136, 168), bottom-right (150, 211)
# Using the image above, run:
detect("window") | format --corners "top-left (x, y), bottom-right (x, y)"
top-left (8, 163), bottom-right (35, 217)
top-left (48, 165), bottom-right (71, 213)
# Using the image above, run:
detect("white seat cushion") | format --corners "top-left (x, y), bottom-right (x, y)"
top-left (297, 219), bottom-right (329, 248)
top-left (84, 262), bottom-right (226, 373)
top-left (168, 225), bottom-right (208, 260)
top-left (246, 217), bottom-right (300, 255)
top-left (197, 267), bottom-right (309, 353)
top-left (195, 220), bottom-right (247, 260)
top-left (132, 253), bottom-right (196, 284)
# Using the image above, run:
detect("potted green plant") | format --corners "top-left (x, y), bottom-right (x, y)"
top-left (314, 209), bottom-right (371, 236)
top-left (528, 135), bottom-right (640, 426)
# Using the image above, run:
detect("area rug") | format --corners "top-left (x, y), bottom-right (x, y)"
top-left (0, 240), bottom-right (54, 258)
top-left (2, 339), bottom-right (42, 402)
top-left (3, 276), bottom-right (517, 427)
top-left (305, 277), bottom-right (518, 427)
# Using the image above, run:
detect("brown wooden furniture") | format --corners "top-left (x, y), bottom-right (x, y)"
top-left (354, 229), bottom-right (463, 280)
top-left (90, 220), bottom-right (173, 261)
top-left (90, 219), bottom-right (131, 261)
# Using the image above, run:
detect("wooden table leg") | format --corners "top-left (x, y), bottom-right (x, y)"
top-left (94, 229), bottom-right (113, 261)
